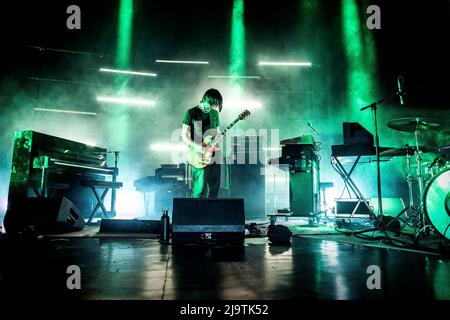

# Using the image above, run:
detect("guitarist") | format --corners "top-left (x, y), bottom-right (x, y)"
top-left (181, 88), bottom-right (223, 198)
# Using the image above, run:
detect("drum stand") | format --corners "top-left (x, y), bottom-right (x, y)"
top-left (391, 128), bottom-right (431, 241)
top-left (413, 128), bottom-right (426, 229)
top-left (386, 116), bottom-right (446, 244)
top-left (394, 148), bottom-right (423, 232)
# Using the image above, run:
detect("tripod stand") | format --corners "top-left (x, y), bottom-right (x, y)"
top-left (360, 92), bottom-right (400, 229)
top-left (384, 145), bottom-right (425, 235)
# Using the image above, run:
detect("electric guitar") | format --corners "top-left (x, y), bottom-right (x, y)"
top-left (187, 109), bottom-right (251, 169)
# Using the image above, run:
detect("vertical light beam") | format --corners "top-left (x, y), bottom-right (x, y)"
top-left (229, 0), bottom-right (246, 91)
top-left (116, 0), bottom-right (134, 69)
top-left (341, 0), bottom-right (378, 125)
top-left (108, 0), bottom-right (135, 202)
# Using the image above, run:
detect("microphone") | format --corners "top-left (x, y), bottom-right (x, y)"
top-left (397, 76), bottom-right (405, 106)
top-left (307, 121), bottom-right (319, 135)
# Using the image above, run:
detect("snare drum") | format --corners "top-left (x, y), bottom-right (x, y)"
top-left (423, 166), bottom-right (450, 240)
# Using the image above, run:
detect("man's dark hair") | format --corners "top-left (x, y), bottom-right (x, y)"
top-left (201, 88), bottom-right (223, 112)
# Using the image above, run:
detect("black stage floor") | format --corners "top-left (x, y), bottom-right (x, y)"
top-left (1, 234), bottom-right (449, 300)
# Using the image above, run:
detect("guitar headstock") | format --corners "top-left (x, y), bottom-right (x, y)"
top-left (238, 109), bottom-right (251, 120)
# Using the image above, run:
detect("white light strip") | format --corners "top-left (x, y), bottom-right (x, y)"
top-left (99, 68), bottom-right (157, 77)
top-left (155, 59), bottom-right (209, 65)
top-left (223, 101), bottom-right (262, 109)
top-left (34, 108), bottom-right (97, 116)
top-left (150, 143), bottom-right (188, 151)
top-left (259, 61), bottom-right (312, 67)
top-left (97, 96), bottom-right (156, 106)
top-left (207, 75), bottom-right (261, 79)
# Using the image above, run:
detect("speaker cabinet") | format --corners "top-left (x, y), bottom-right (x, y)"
top-left (228, 136), bottom-right (266, 221)
top-left (229, 164), bottom-right (265, 220)
top-left (289, 148), bottom-right (320, 216)
top-left (172, 198), bottom-right (245, 245)
top-left (4, 197), bottom-right (85, 234)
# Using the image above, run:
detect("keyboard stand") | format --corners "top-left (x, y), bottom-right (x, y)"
top-left (331, 156), bottom-right (375, 218)
top-left (81, 180), bottom-right (123, 224)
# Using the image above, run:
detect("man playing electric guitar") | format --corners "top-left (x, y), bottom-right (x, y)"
top-left (181, 88), bottom-right (224, 198)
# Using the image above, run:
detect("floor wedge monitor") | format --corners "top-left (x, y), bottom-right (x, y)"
top-left (172, 198), bottom-right (245, 245)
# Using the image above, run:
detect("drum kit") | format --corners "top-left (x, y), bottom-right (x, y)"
top-left (382, 117), bottom-right (450, 241)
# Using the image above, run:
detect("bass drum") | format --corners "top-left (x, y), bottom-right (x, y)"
top-left (423, 166), bottom-right (450, 240)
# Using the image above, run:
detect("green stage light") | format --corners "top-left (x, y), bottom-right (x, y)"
top-left (155, 59), bottom-right (209, 65)
top-left (110, 0), bottom-right (135, 158)
top-left (34, 108), bottom-right (97, 116)
top-left (116, 0), bottom-right (133, 69)
top-left (229, 0), bottom-right (246, 89)
top-left (208, 75), bottom-right (260, 79)
top-left (342, 0), bottom-right (378, 121)
top-left (99, 68), bottom-right (157, 77)
top-left (258, 61), bottom-right (312, 67)
top-left (97, 96), bottom-right (155, 106)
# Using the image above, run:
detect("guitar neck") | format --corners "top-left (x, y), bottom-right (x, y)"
top-left (210, 118), bottom-right (240, 145)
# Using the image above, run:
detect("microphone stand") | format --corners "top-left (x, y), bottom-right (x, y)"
top-left (111, 151), bottom-right (120, 218)
top-left (360, 92), bottom-right (399, 230)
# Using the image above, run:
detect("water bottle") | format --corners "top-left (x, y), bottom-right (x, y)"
top-left (160, 208), bottom-right (170, 242)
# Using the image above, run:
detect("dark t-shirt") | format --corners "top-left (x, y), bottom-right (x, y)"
top-left (182, 106), bottom-right (220, 143)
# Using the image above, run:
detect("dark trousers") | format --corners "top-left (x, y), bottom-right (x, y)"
top-left (191, 163), bottom-right (221, 198)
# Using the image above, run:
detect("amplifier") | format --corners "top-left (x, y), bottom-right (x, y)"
top-left (335, 199), bottom-right (372, 217)
top-left (172, 198), bottom-right (245, 245)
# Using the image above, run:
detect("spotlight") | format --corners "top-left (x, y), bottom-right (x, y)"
top-left (155, 59), bottom-right (209, 65)
top-left (99, 68), bottom-right (157, 77)
top-left (1, 197), bottom-right (7, 213)
top-left (33, 108), bottom-right (97, 116)
top-left (96, 96), bottom-right (156, 106)
top-left (150, 143), bottom-right (188, 151)
top-left (258, 61), bottom-right (312, 67)
top-left (115, 189), bottom-right (145, 219)
top-left (207, 75), bottom-right (260, 80)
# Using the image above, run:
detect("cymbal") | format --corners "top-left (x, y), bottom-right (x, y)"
top-left (387, 117), bottom-right (445, 133)
top-left (380, 146), bottom-right (433, 157)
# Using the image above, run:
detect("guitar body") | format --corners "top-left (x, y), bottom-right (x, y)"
top-left (187, 136), bottom-right (214, 169)
top-left (185, 110), bottom-right (251, 169)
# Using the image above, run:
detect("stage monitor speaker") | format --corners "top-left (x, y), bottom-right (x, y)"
top-left (99, 219), bottom-right (160, 233)
top-left (172, 198), bottom-right (245, 245)
top-left (4, 197), bottom-right (85, 234)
